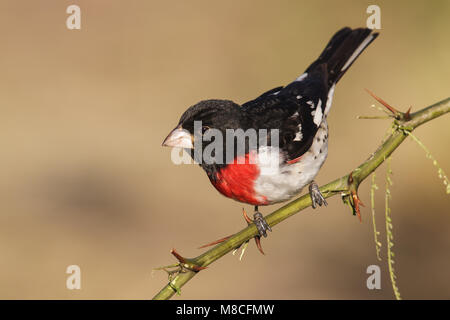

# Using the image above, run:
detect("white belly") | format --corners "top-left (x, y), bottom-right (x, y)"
top-left (254, 120), bottom-right (329, 204)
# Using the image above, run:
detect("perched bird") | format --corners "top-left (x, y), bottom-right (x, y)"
top-left (163, 27), bottom-right (378, 243)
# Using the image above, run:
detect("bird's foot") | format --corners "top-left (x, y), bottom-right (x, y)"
top-left (252, 211), bottom-right (272, 238)
top-left (198, 208), bottom-right (270, 257)
top-left (242, 208), bottom-right (269, 255)
top-left (309, 181), bottom-right (328, 209)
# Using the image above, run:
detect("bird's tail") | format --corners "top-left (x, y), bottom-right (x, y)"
top-left (307, 27), bottom-right (378, 86)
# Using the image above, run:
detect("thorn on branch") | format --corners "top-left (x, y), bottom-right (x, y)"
top-left (348, 172), bottom-right (354, 184)
top-left (366, 89), bottom-right (399, 115)
top-left (346, 172), bottom-right (365, 222)
top-left (242, 208), bottom-right (253, 225)
top-left (351, 190), bottom-right (365, 222)
top-left (170, 248), bottom-right (186, 263)
top-left (404, 107), bottom-right (412, 121)
top-left (171, 248), bottom-right (207, 272)
top-left (198, 236), bottom-right (232, 249)
top-left (365, 89), bottom-right (413, 121)
top-left (254, 237), bottom-right (265, 255)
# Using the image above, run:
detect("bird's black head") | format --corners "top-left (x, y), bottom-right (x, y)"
top-left (179, 99), bottom-right (244, 135)
top-left (162, 99), bottom-right (245, 149)
top-left (162, 99), bottom-right (247, 177)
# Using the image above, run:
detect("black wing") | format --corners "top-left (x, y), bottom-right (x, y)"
top-left (241, 27), bottom-right (378, 162)
top-left (243, 71), bottom-right (329, 162)
top-left (241, 86), bottom-right (284, 110)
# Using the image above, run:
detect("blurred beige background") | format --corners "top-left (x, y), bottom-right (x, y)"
top-left (0, 0), bottom-right (449, 299)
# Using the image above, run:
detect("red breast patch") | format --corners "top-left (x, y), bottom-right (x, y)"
top-left (210, 152), bottom-right (268, 206)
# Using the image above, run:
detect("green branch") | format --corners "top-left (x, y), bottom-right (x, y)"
top-left (153, 96), bottom-right (450, 300)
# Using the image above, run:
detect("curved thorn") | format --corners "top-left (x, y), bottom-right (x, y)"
top-left (170, 249), bottom-right (207, 272)
top-left (404, 107), bottom-right (412, 120)
top-left (351, 191), bottom-right (364, 223)
top-left (242, 208), bottom-right (253, 225)
top-left (191, 265), bottom-right (208, 272)
top-left (170, 248), bottom-right (186, 263)
top-left (198, 235), bottom-right (233, 249)
top-left (365, 89), bottom-right (399, 114)
top-left (348, 172), bottom-right (354, 184)
top-left (254, 236), bottom-right (265, 255)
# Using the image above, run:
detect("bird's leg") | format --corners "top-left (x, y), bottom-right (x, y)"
top-left (309, 181), bottom-right (328, 209)
top-left (253, 206), bottom-right (272, 238)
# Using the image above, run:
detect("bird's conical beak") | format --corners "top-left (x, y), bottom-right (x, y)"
top-left (162, 126), bottom-right (194, 149)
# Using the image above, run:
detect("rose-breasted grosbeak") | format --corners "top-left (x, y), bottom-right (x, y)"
top-left (163, 27), bottom-right (378, 242)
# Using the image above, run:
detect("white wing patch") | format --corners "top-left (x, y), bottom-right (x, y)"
top-left (295, 73), bottom-right (308, 82)
top-left (324, 83), bottom-right (336, 115)
top-left (313, 99), bottom-right (323, 126)
top-left (289, 111), bottom-right (299, 119)
top-left (341, 34), bottom-right (375, 72)
top-left (293, 124), bottom-right (303, 141)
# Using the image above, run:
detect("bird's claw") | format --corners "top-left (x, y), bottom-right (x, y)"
top-left (253, 211), bottom-right (272, 238)
top-left (309, 181), bottom-right (328, 209)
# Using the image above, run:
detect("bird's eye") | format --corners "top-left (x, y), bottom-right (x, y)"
top-left (201, 126), bottom-right (210, 134)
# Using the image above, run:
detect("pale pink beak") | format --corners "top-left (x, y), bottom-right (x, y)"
top-left (162, 126), bottom-right (194, 149)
